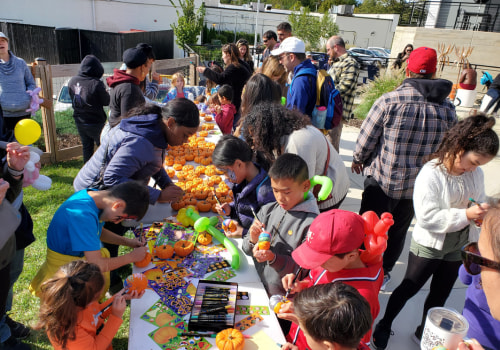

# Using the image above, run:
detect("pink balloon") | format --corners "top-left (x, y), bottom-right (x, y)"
top-left (361, 211), bottom-right (379, 235)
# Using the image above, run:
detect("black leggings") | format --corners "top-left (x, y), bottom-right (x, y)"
top-left (380, 252), bottom-right (462, 330)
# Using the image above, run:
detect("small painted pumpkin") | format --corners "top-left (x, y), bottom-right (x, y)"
top-left (215, 328), bottom-right (245, 350)
top-left (197, 232), bottom-right (213, 245)
top-left (134, 252), bottom-right (152, 268)
top-left (156, 244), bottom-right (174, 259)
top-left (258, 241), bottom-right (271, 250)
top-left (174, 240), bottom-right (194, 257)
top-left (124, 273), bottom-right (148, 294)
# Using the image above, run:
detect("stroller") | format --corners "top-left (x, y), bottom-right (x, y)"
top-left (479, 71), bottom-right (500, 115)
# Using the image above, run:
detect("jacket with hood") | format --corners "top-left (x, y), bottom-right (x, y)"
top-left (202, 59), bottom-right (251, 112)
top-left (353, 78), bottom-right (457, 199)
top-left (0, 51), bottom-right (36, 118)
top-left (106, 69), bottom-right (145, 127)
top-left (287, 59), bottom-right (317, 117)
top-left (73, 114), bottom-right (172, 204)
top-left (68, 55), bottom-right (110, 125)
top-left (215, 103), bottom-right (236, 134)
top-left (242, 195), bottom-right (319, 296)
top-left (229, 164), bottom-right (275, 238)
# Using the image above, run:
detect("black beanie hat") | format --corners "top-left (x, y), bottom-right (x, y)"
top-left (123, 47), bottom-right (147, 69)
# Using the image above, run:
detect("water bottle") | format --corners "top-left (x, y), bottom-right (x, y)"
top-left (312, 106), bottom-right (327, 129)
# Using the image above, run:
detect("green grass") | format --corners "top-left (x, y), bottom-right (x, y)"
top-left (353, 69), bottom-right (406, 120)
top-left (10, 159), bottom-right (133, 349)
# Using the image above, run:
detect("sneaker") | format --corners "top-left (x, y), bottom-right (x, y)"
top-left (372, 322), bottom-right (393, 350)
top-left (411, 326), bottom-right (423, 345)
top-left (1, 335), bottom-right (31, 350)
top-left (380, 273), bottom-right (391, 292)
top-left (5, 316), bottom-right (30, 340)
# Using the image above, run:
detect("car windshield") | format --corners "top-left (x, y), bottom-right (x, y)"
top-left (58, 86), bottom-right (72, 103)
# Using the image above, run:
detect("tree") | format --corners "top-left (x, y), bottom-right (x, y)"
top-left (318, 0), bottom-right (359, 13)
top-left (169, 0), bottom-right (206, 49)
top-left (355, 0), bottom-right (404, 14)
top-left (288, 5), bottom-right (339, 50)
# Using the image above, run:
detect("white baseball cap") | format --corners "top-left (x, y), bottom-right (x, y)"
top-left (0, 32), bottom-right (9, 42)
top-left (271, 37), bottom-right (305, 56)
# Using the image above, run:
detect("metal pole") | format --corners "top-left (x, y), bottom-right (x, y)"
top-left (254, 0), bottom-right (260, 49)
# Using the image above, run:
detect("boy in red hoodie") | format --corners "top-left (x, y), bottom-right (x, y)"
top-left (279, 210), bottom-right (383, 349)
top-left (214, 84), bottom-right (236, 134)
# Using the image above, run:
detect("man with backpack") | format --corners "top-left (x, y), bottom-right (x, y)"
top-left (272, 37), bottom-right (317, 117)
top-left (326, 36), bottom-right (360, 152)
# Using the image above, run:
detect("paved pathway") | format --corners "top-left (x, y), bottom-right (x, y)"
top-left (337, 106), bottom-right (500, 348)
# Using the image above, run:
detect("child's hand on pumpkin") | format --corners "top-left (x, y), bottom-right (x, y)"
top-left (130, 246), bottom-right (148, 262)
top-left (120, 289), bottom-right (145, 301)
top-left (277, 302), bottom-right (299, 324)
top-left (252, 245), bottom-right (274, 263)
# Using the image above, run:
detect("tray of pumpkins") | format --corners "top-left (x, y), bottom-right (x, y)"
top-left (165, 132), bottom-right (234, 214)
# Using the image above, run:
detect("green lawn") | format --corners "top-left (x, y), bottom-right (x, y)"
top-left (11, 158), bottom-right (133, 350)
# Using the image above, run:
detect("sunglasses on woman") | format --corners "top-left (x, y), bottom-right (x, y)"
top-left (461, 242), bottom-right (500, 275)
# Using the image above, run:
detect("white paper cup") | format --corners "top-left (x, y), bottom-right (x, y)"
top-left (420, 307), bottom-right (469, 350)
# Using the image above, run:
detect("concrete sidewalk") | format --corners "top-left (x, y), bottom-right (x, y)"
top-left (337, 119), bottom-right (500, 349)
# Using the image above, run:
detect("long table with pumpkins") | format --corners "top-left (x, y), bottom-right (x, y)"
top-left (126, 113), bottom-right (287, 350)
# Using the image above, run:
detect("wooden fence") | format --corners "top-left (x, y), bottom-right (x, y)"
top-left (33, 53), bottom-right (199, 164)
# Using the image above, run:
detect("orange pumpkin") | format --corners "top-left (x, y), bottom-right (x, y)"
top-left (154, 326), bottom-right (178, 344)
top-left (200, 157), bottom-right (212, 166)
top-left (194, 189), bottom-right (208, 200)
top-left (174, 240), bottom-right (194, 257)
top-left (173, 163), bottom-right (183, 171)
top-left (197, 232), bottom-right (212, 245)
top-left (166, 168), bottom-right (176, 178)
top-left (184, 197), bottom-right (198, 207)
top-left (206, 195), bottom-right (217, 204)
top-left (156, 244), bottom-right (174, 259)
top-left (134, 252), bottom-right (152, 268)
top-left (184, 152), bottom-right (194, 161)
top-left (197, 200), bottom-right (212, 212)
top-left (199, 130), bottom-right (209, 137)
top-left (216, 328), bottom-right (245, 350)
top-left (171, 200), bottom-right (185, 211)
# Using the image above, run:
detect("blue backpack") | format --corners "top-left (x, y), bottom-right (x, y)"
top-left (293, 68), bottom-right (343, 130)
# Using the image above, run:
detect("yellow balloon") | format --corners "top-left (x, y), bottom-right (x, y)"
top-left (14, 119), bottom-right (41, 145)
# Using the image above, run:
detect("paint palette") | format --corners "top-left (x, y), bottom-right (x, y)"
top-left (188, 280), bottom-right (238, 332)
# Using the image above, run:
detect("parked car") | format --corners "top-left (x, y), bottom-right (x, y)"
top-left (347, 49), bottom-right (385, 68)
top-left (53, 79), bottom-right (73, 112)
top-left (308, 52), bottom-right (329, 70)
top-left (349, 48), bottom-right (388, 66)
top-left (368, 47), bottom-right (390, 58)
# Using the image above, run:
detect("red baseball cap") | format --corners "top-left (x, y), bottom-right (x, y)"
top-left (407, 47), bottom-right (437, 74)
top-left (292, 210), bottom-right (365, 269)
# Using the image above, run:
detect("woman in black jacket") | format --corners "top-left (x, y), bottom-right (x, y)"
top-left (68, 55), bottom-right (110, 163)
top-left (197, 43), bottom-right (251, 128)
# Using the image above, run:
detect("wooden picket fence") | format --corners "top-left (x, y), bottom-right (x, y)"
top-left (32, 53), bottom-right (199, 164)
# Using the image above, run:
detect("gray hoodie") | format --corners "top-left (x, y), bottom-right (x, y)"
top-left (242, 195), bottom-right (319, 296)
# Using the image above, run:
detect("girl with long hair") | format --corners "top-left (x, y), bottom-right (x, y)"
top-left (373, 113), bottom-right (499, 350)
top-left (36, 260), bottom-right (143, 349)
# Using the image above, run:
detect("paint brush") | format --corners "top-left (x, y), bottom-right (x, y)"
top-left (212, 190), bottom-right (226, 215)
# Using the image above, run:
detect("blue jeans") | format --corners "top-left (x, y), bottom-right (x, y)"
top-left (75, 122), bottom-right (104, 164)
top-left (0, 263), bottom-right (11, 343)
top-left (6, 249), bottom-right (24, 312)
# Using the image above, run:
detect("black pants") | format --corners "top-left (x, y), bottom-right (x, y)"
top-left (379, 252), bottom-right (462, 331)
top-left (2, 115), bottom-right (31, 139)
top-left (103, 221), bottom-right (129, 258)
top-left (359, 176), bottom-right (414, 273)
top-left (0, 263), bottom-right (11, 323)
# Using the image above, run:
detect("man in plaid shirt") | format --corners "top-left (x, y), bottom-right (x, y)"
top-left (327, 36), bottom-right (360, 152)
top-left (351, 47), bottom-right (457, 291)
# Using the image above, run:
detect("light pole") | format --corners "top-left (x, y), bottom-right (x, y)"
top-left (254, 0), bottom-right (260, 50)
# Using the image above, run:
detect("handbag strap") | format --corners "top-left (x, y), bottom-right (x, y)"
top-left (322, 136), bottom-right (330, 176)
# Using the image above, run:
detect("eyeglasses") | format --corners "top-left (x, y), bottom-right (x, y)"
top-left (114, 214), bottom-right (139, 222)
top-left (461, 242), bottom-right (500, 275)
top-left (263, 39), bottom-right (268, 43)
top-left (278, 53), bottom-right (290, 62)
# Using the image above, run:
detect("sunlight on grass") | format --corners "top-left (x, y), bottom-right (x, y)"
top-left (353, 69), bottom-right (406, 120)
top-left (10, 158), bottom-right (131, 350)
